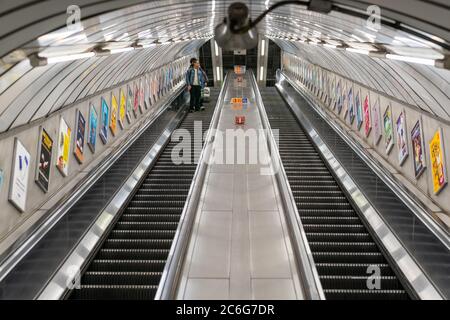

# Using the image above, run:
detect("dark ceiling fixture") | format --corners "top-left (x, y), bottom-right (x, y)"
top-left (214, 0), bottom-right (332, 50)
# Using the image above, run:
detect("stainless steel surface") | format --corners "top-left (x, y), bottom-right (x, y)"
top-left (155, 73), bottom-right (229, 300)
top-left (277, 70), bottom-right (449, 299)
top-left (249, 71), bottom-right (324, 300)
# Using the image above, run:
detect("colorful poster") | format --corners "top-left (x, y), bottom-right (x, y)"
top-left (139, 78), bottom-right (145, 113)
top-left (126, 85), bottom-right (133, 124)
top-left (88, 105), bottom-right (97, 153)
top-left (9, 139), bottom-right (31, 212)
top-left (35, 128), bottom-right (53, 193)
top-left (396, 111), bottom-right (408, 165)
top-left (372, 97), bottom-right (382, 145)
top-left (363, 95), bottom-right (371, 137)
top-left (0, 169), bottom-right (4, 192)
top-left (133, 82), bottom-right (139, 117)
top-left (411, 120), bottom-right (426, 178)
top-left (145, 76), bottom-right (151, 109)
top-left (100, 97), bottom-right (109, 144)
top-left (74, 110), bottom-right (86, 164)
top-left (110, 93), bottom-right (118, 136)
top-left (342, 84), bottom-right (348, 119)
top-left (355, 90), bottom-right (363, 130)
top-left (429, 128), bottom-right (447, 194)
top-left (56, 117), bottom-right (71, 177)
top-left (348, 87), bottom-right (355, 124)
top-left (119, 89), bottom-right (126, 129)
top-left (383, 105), bottom-right (395, 154)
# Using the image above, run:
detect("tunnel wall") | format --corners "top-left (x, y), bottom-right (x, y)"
top-left (0, 55), bottom-right (189, 253)
top-left (282, 52), bottom-right (450, 224)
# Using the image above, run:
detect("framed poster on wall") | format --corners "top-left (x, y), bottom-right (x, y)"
top-left (139, 78), bottom-right (145, 113)
top-left (396, 111), bottom-right (408, 165)
top-left (383, 105), bottom-right (395, 155)
top-left (133, 82), bottom-right (139, 117)
top-left (342, 84), bottom-right (348, 119)
top-left (56, 117), bottom-right (71, 177)
top-left (127, 85), bottom-right (133, 124)
top-left (74, 110), bottom-right (86, 164)
top-left (100, 97), bottom-right (109, 145)
top-left (110, 93), bottom-right (118, 136)
top-left (145, 76), bottom-right (151, 109)
top-left (9, 138), bottom-right (31, 212)
top-left (371, 97), bottom-right (382, 145)
top-left (119, 89), bottom-right (126, 129)
top-left (348, 86), bottom-right (355, 124)
top-left (363, 94), bottom-right (371, 137)
top-left (411, 119), bottom-right (426, 178)
top-left (88, 104), bottom-right (97, 153)
top-left (429, 128), bottom-right (447, 194)
top-left (355, 90), bottom-right (363, 130)
top-left (35, 127), bottom-right (53, 193)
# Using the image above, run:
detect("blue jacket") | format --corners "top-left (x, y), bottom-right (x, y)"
top-left (186, 67), bottom-right (208, 88)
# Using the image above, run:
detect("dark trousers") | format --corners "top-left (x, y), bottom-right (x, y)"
top-left (190, 85), bottom-right (202, 110)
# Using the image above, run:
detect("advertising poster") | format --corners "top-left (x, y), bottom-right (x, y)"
top-left (88, 105), bottom-right (97, 153)
top-left (348, 87), bottom-right (355, 124)
top-left (363, 95), bottom-right (371, 137)
top-left (56, 117), bottom-right (71, 177)
top-left (100, 97), bottom-right (109, 145)
top-left (133, 82), bottom-right (139, 117)
top-left (126, 85), bottom-right (133, 124)
top-left (372, 97), bottom-right (382, 145)
top-left (139, 78), bottom-right (145, 113)
top-left (336, 80), bottom-right (342, 114)
top-left (342, 84), bottom-right (348, 119)
top-left (74, 110), bottom-right (86, 164)
top-left (396, 111), bottom-right (409, 165)
top-left (110, 93), bottom-right (118, 136)
top-left (429, 128), bottom-right (447, 194)
top-left (9, 139), bottom-right (31, 212)
top-left (0, 169), bottom-right (4, 192)
top-left (383, 105), bottom-right (395, 154)
top-left (35, 128), bottom-right (52, 193)
top-left (119, 89), bottom-right (126, 129)
top-left (411, 119), bottom-right (426, 178)
top-left (355, 90), bottom-right (363, 130)
top-left (145, 76), bottom-right (151, 109)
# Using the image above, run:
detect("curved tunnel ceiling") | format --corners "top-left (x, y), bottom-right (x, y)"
top-left (1, 0), bottom-right (450, 134)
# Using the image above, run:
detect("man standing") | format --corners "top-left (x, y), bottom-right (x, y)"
top-left (186, 58), bottom-right (208, 112)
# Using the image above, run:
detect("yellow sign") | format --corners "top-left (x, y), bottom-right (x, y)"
top-left (110, 94), bottom-right (118, 136)
top-left (119, 89), bottom-right (126, 129)
top-left (429, 128), bottom-right (447, 194)
top-left (231, 98), bottom-right (243, 104)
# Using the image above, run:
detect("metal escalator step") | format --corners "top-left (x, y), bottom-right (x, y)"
top-left (103, 239), bottom-right (173, 249)
top-left (128, 200), bottom-right (186, 208)
top-left (132, 194), bottom-right (187, 201)
top-left (309, 242), bottom-right (379, 252)
top-left (315, 263), bottom-right (395, 276)
top-left (71, 285), bottom-right (158, 300)
top-left (124, 207), bottom-right (183, 214)
top-left (109, 229), bottom-right (176, 239)
top-left (323, 289), bottom-right (409, 300)
top-left (303, 224), bottom-right (366, 233)
top-left (312, 252), bottom-right (386, 263)
top-left (320, 275), bottom-right (404, 290)
top-left (297, 209), bottom-right (356, 217)
top-left (120, 214), bottom-right (181, 222)
top-left (96, 249), bottom-right (170, 260)
top-left (296, 202), bottom-right (353, 210)
top-left (89, 260), bottom-right (167, 272)
top-left (136, 189), bottom-right (189, 195)
top-left (301, 216), bottom-right (361, 224)
top-left (306, 232), bottom-right (372, 242)
top-left (115, 221), bottom-right (179, 230)
top-left (82, 271), bottom-right (163, 286)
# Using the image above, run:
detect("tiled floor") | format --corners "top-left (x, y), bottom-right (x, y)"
top-left (177, 72), bottom-right (302, 300)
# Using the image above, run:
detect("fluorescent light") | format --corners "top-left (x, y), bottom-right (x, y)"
top-left (260, 66), bottom-right (264, 81)
top-left (46, 52), bottom-right (95, 64)
top-left (324, 44), bottom-right (337, 49)
top-left (261, 39), bottom-right (266, 56)
top-left (386, 54), bottom-right (435, 66)
top-left (346, 48), bottom-right (370, 55)
top-left (216, 66), bottom-right (221, 80)
top-left (215, 41), bottom-right (219, 57)
top-left (109, 47), bottom-right (134, 54)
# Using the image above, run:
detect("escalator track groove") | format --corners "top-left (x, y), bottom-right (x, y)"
top-left (261, 87), bottom-right (409, 300)
top-left (70, 91), bottom-right (218, 300)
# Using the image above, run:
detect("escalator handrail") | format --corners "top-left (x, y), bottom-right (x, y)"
top-left (249, 71), bottom-right (325, 300)
top-left (155, 73), bottom-right (230, 300)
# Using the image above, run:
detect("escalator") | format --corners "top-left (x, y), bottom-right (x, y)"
top-left (70, 91), bottom-right (218, 300)
top-left (261, 87), bottom-right (410, 300)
